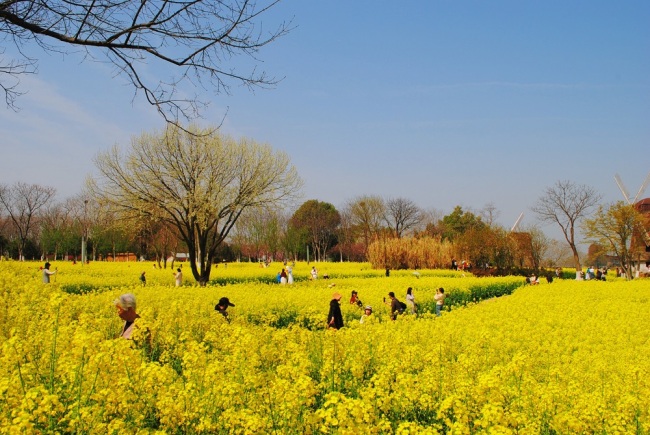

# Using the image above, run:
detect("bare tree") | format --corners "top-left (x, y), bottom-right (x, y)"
top-left (531, 180), bottom-right (601, 277)
top-left (544, 239), bottom-right (574, 268)
top-left (0, 182), bottom-right (56, 260)
top-left (90, 124), bottom-right (302, 285)
top-left (384, 197), bottom-right (423, 238)
top-left (526, 224), bottom-right (550, 270)
top-left (1, 0), bottom-right (290, 122)
top-left (345, 195), bottom-right (385, 257)
top-left (480, 202), bottom-right (501, 227)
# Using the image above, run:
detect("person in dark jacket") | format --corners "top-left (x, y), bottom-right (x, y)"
top-left (386, 291), bottom-right (404, 320)
top-left (327, 292), bottom-right (344, 329)
top-left (215, 297), bottom-right (235, 321)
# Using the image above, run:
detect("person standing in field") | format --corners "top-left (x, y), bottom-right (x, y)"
top-left (327, 292), bottom-right (344, 329)
top-left (114, 293), bottom-right (140, 339)
top-left (386, 291), bottom-right (404, 320)
top-left (286, 265), bottom-right (294, 284)
top-left (42, 262), bottom-right (57, 283)
top-left (311, 266), bottom-right (318, 280)
top-left (280, 268), bottom-right (288, 284)
top-left (139, 271), bottom-right (146, 286)
top-left (174, 268), bottom-right (183, 287)
top-left (405, 287), bottom-right (416, 314)
top-left (434, 288), bottom-right (446, 316)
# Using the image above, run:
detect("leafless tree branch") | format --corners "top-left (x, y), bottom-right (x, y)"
top-left (1, 0), bottom-right (290, 123)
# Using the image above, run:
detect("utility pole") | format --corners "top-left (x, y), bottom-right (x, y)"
top-left (81, 199), bottom-right (88, 265)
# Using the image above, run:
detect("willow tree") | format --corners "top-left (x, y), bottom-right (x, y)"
top-left (90, 125), bottom-right (302, 285)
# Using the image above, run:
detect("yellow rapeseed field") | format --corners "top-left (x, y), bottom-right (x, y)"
top-left (0, 260), bottom-right (648, 434)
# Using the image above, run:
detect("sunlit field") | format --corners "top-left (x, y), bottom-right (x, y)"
top-left (1, 260), bottom-right (648, 434)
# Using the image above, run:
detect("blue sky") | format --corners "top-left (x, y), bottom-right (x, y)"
top-left (1, 1), bottom-right (649, 241)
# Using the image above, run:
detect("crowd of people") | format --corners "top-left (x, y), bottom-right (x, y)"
top-left (325, 285), bottom-right (447, 330)
top-left (41, 261), bottom-right (453, 340)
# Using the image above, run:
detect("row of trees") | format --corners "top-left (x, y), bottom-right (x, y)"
top-left (2, 126), bottom-right (648, 283)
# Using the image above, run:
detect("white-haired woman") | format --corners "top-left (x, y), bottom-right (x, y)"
top-left (114, 293), bottom-right (140, 339)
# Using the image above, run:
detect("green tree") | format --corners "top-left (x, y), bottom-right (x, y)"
top-left (290, 200), bottom-right (340, 262)
top-left (441, 206), bottom-right (486, 242)
top-left (91, 124), bottom-right (302, 285)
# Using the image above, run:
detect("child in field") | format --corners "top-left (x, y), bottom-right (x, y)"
top-left (350, 290), bottom-right (363, 308)
top-left (406, 287), bottom-right (416, 314)
top-left (174, 268), bottom-right (183, 287)
top-left (434, 288), bottom-right (446, 316)
top-left (42, 262), bottom-right (57, 283)
top-left (360, 305), bottom-right (374, 324)
top-left (215, 297), bottom-right (235, 321)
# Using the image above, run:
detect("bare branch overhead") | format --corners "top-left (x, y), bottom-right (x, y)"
top-left (0, 0), bottom-right (290, 122)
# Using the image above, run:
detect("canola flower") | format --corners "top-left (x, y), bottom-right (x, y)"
top-left (0, 261), bottom-right (648, 434)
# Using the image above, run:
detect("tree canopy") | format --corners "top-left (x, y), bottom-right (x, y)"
top-left (90, 124), bottom-right (302, 285)
top-left (582, 201), bottom-right (647, 280)
top-left (290, 200), bottom-right (340, 262)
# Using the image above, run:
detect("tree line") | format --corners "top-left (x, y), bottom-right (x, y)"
top-left (1, 125), bottom-right (648, 284)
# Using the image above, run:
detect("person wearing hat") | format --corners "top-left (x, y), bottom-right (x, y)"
top-left (327, 292), bottom-right (344, 329)
top-left (42, 262), bottom-right (57, 283)
top-left (215, 297), bottom-right (235, 320)
top-left (360, 305), bottom-right (374, 324)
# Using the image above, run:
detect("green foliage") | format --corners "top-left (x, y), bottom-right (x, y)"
top-left (441, 206), bottom-right (486, 241)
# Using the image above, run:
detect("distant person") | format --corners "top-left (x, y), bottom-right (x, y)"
top-left (215, 297), bottom-right (235, 321)
top-left (327, 292), bottom-right (344, 329)
top-left (349, 290), bottom-right (363, 308)
top-left (405, 287), bottom-right (416, 314)
top-left (286, 265), bottom-right (294, 284)
top-left (451, 259), bottom-right (458, 270)
top-left (139, 271), bottom-right (146, 286)
top-left (280, 268), bottom-right (288, 284)
top-left (42, 262), bottom-right (57, 283)
top-left (114, 293), bottom-right (140, 339)
top-left (385, 267), bottom-right (390, 277)
top-left (311, 266), bottom-right (318, 280)
top-left (434, 288), bottom-right (446, 316)
top-left (360, 305), bottom-right (374, 324)
top-left (174, 268), bottom-right (183, 287)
